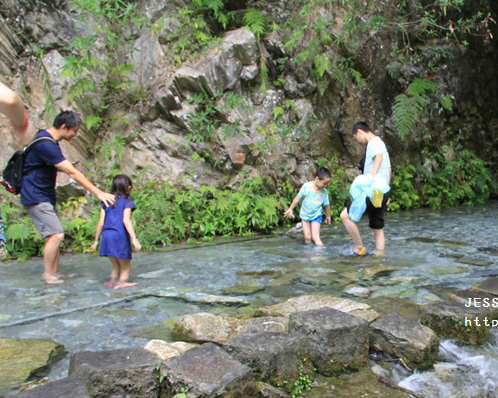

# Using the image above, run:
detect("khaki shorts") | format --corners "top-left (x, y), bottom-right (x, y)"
top-left (25, 202), bottom-right (64, 239)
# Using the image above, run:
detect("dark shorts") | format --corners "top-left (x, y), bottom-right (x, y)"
top-left (347, 193), bottom-right (389, 229)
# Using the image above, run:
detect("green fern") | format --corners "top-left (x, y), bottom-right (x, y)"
top-left (314, 55), bottom-right (331, 78)
top-left (244, 9), bottom-right (266, 41)
top-left (392, 78), bottom-right (438, 140)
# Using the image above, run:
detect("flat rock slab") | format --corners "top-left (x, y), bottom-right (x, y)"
top-left (369, 312), bottom-right (439, 369)
top-left (160, 342), bottom-right (258, 398)
top-left (473, 277), bottom-right (498, 296)
top-left (172, 312), bottom-right (289, 344)
top-left (224, 332), bottom-right (311, 389)
top-left (0, 338), bottom-right (65, 396)
top-left (255, 295), bottom-right (379, 322)
top-left (421, 301), bottom-right (491, 345)
top-left (289, 307), bottom-right (369, 375)
top-left (69, 348), bottom-right (160, 398)
top-left (16, 376), bottom-right (89, 398)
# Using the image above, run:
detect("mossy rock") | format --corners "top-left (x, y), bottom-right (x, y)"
top-left (0, 338), bottom-right (66, 395)
top-left (421, 301), bottom-right (490, 345)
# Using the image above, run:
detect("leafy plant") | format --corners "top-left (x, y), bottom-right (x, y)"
top-left (392, 78), bottom-right (448, 140)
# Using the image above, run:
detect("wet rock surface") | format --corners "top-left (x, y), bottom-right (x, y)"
top-left (289, 307), bottom-right (369, 375)
top-left (160, 343), bottom-right (258, 398)
top-left (69, 348), bottom-right (160, 398)
top-left (369, 311), bottom-right (439, 369)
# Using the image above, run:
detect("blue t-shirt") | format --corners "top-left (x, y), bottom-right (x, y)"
top-left (21, 130), bottom-right (66, 206)
top-left (297, 181), bottom-right (330, 221)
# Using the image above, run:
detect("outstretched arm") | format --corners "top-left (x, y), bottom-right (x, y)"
top-left (284, 196), bottom-right (301, 219)
top-left (55, 160), bottom-right (115, 207)
top-left (0, 82), bottom-right (28, 134)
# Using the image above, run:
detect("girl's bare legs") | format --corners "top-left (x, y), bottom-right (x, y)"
top-left (113, 258), bottom-right (138, 289)
top-left (302, 221), bottom-right (312, 244)
top-left (311, 222), bottom-right (324, 246)
top-left (104, 256), bottom-right (121, 287)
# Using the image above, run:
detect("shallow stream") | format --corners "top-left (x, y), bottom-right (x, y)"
top-left (1, 201), bottom-right (498, 397)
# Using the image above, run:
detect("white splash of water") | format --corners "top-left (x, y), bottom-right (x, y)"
top-left (399, 333), bottom-right (498, 398)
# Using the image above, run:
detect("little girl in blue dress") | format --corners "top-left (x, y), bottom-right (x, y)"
top-left (91, 174), bottom-right (141, 289)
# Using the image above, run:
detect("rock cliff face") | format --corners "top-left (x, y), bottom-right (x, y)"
top-left (1, 0), bottom-right (497, 191)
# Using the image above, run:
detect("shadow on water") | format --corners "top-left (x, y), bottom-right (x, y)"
top-left (1, 201), bottom-right (498, 396)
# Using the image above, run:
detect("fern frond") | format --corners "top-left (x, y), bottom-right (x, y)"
top-left (316, 79), bottom-right (329, 95)
top-left (314, 55), bottom-right (331, 78)
top-left (392, 94), bottom-right (423, 140)
top-left (438, 94), bottom-right (453, 110)
top-left (406, 78), bottom-right (437, 96)
top-left (330, 68), bottom-right (348, 88)
top-left (244, 9), bottom-right (266, 41)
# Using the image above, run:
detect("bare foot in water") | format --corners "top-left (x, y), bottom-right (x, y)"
top-left (113, 282), bottom-right (138, 290)
top-left (42, 273), bottom-right (63, 284)
top-left (55, 273), bottom-right (77, 279)
top-left (103, 280), bottom-right (117, 288)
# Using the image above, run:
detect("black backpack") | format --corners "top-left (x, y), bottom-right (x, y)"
top-left (1, 136), bottom-right (56, 195)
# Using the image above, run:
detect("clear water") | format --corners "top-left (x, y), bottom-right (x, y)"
top-left (1, 201), bottom-right (498, 396)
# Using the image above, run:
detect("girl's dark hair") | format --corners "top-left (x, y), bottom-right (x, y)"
top-left (111, 174), bottom-right (132, 206)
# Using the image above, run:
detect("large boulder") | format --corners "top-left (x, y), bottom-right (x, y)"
top-left (172, 312), bottom-right (288, 344)
top-left (289, 307), bottom-right (369, 375)
top-left (223, 332), bottom-right (312, 393)
top-left (421, 301), bottom-right (491, 345)
top-left (255, 295), bottom-right (379, 323)
top-left (16, 376), bottom-right (89, 398)
top-left (69, 348), bottom-right (160, 398)
top-left (369, 312), bottom-right (439, 370)
top-left (160, 342), bottom-right (258, 398)
top-left (0, 338), bottom-right (66, 396)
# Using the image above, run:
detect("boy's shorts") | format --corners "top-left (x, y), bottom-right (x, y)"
top-left (25, 202), bottom-right (64, 239)
top-left (347, 193), bottom-right (389, 229)
top-left (303, 214), bottom-right (323, 223)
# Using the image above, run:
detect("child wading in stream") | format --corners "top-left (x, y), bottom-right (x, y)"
top-left (283, 168), bottom-right (332, 246)
top-left (91, 174), bottom-right (141, 289)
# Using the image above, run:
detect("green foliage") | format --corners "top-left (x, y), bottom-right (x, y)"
top-left (186, 91), bottom-right (249, 143)
top-left (1, 199), bottom-right (43, 261)
top-left (243, 8), bottom-right (266, 41)
top-left (131, 177), bottom-right (284, 248)
top-left (388, 148), bottom-right (495, 211)
top-left (290, 363), bottom-right (314, 398)
top-left (318, 157), bottom-right (351, 222)
top-left (392, 78), bottom-right (450, 140)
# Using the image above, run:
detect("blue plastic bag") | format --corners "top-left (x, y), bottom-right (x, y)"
top-left (348, 174), bottom-right (390, 222)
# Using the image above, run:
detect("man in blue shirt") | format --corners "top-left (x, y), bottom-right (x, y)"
top-left (22, 111), bottom-right (114, 284)
top-left (340, 122), bottom-right (392, 256)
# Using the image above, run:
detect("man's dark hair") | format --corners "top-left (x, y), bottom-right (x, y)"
top-left (352, 122), bottom-right (371, 135)
top-left (316, 167), bottom-right (331, 180)
top-left (53, 111), bottom-right (83, 129)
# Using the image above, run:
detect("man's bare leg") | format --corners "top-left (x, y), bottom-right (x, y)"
top-left (43, 233), bottom-right (64, 284)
